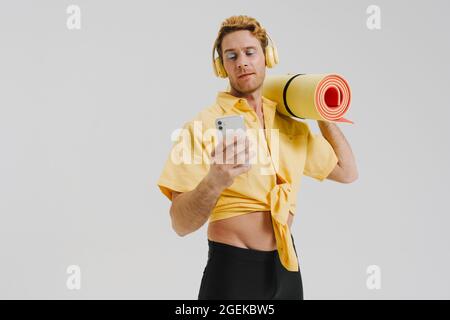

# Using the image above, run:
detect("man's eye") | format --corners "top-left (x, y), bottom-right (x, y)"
top-left (226, 53), bottom-right (236, 60)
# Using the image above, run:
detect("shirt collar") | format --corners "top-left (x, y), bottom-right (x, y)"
top-left (216, 91), bottom-right (278, 113)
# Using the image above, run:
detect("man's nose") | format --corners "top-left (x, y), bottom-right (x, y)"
top-left (236, 54), bottom-right (249, 69)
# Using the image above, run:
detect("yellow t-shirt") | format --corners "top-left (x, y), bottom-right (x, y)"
top-left (157, 91), bottom-right (338, 272)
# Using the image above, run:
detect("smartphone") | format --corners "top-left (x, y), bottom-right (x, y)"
top-left (215, 115), bottom-right (246, 137)
top-left (214, 115), bottom-right (248, 165)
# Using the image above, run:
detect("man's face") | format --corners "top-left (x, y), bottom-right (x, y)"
top-left (221, 30), bottom-right (266, 95)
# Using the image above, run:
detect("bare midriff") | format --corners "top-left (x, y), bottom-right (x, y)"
top-left (207, 210), bottom-right (294, 251)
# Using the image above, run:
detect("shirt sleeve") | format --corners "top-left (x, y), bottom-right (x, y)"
top-left (303, 123), bottom-right (339, 182)
top-left (157, 120), bottom-right (211, 201)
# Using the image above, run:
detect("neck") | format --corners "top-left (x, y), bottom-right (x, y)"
top-left (229, 86), bottom-right (263, 113)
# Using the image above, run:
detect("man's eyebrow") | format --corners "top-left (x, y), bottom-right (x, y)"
top-left (223, 46), bottom-right (257, 53)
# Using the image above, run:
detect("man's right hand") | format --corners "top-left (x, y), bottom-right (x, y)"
top-left (206, 133), bottom-right (256, 191)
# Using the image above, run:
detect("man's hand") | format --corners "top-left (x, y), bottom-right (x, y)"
top-left (206, 133), bottom-right (256, 191)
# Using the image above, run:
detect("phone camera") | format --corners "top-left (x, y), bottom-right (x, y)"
top-left (217, 121), bottom-right (222, 125)
top-left (218, 126), bottom-right (223, 130)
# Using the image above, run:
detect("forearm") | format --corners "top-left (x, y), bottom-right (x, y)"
top-left (317, 120), bottom-right (358, 178)
top-left (169, 175), bottom-right (223, 236)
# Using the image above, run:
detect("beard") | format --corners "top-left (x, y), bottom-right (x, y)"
top-left (229, 72), bottom-right (265, 95)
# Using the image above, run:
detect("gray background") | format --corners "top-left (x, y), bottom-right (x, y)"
top-left (0, 0), bottom-right (449, 299)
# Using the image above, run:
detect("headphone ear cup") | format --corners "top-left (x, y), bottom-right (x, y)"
top-left (214, 57), bottom-right (228, 78)
top-left (272, 45), bottom-right (279, 65)
top-left (212, 59), bottom-right (219, 77)
top-left (265, 46), bottom-right (275, 68)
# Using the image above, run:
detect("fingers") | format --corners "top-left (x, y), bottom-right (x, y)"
top-left (231, 140), bottom-right (257, 166)
top-left (225, 135), bottom-right (247, 165)
top-left (214, 134), bottom-right (255, 165)
top-left (212, 133), bottom-right (240, 157)
top-left (221, 133), bottom-right (245, 151)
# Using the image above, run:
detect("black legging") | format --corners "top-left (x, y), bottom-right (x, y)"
top-left (198, 234), bottom-right (303, 300)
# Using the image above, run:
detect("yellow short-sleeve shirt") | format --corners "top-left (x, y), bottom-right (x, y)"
top-left (157, 91), bottom-right (338, 271)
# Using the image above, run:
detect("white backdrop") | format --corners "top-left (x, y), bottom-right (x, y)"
top-left (0, 0), bottom-right (449, 299)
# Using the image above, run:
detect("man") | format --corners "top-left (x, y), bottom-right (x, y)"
top-left (157, 15), bottom-right (358, 300)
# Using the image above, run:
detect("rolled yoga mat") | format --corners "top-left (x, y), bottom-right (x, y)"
top-left (262, 73), bottom-right (353, 124)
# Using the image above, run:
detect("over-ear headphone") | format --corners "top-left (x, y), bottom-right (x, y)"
top-left (212, 33), bottom-right (279, 78)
